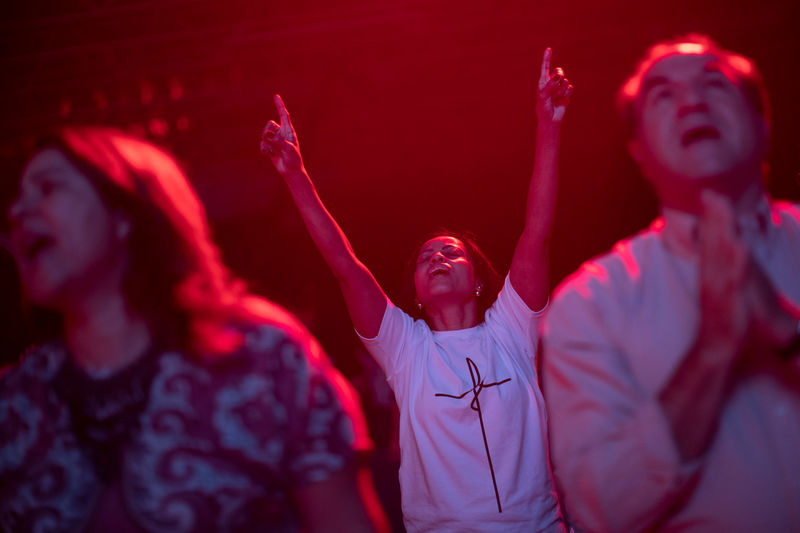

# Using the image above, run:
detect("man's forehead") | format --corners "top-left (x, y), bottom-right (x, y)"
top-left (642, 51), bottom-right (723, 82)
top-left (621, 46), bottom-right (730, 102)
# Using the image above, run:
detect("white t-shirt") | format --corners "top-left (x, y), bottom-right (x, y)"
top-left (360, 276), bottom-right (565, 533)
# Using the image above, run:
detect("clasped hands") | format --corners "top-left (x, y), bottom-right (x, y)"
top-left (698, 191), bottom-right (800, 360)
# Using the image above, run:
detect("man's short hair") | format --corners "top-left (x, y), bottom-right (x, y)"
top-left (616, 34), bottom-right (771, 139)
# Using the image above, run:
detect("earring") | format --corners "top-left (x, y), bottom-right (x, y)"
top-left (417, 302), bottom-right (423, 310)
top-left (474, 284), bottom-right (482, 297)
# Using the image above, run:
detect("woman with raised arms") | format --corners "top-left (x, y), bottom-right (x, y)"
top-left (262, 49), bottom-right (572, 533)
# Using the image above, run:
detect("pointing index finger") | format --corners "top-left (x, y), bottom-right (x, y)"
top-left (539, 47), bottom-right (552, 86)
top-left (274, 94), bottom-right (291, 126)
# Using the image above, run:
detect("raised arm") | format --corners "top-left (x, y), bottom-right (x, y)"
top-left (261, 95), bottom-right (387, 338)
top-left (509, 48), bottom-right (573, 310)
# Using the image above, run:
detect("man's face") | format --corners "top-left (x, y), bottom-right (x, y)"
top-left (630, 51), bottom-right (766, 197)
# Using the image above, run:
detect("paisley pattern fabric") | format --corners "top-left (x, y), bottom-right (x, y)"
top-left (0, 321), bottom-right (369, 533)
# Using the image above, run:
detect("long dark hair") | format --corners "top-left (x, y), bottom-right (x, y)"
top-left (36, 127), bottom-right (251, 355)
top-left (401, 228), bottom-right (502, 326)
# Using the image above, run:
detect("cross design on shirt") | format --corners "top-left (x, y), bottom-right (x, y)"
top-left (435, 356), bottom-right (511, 513)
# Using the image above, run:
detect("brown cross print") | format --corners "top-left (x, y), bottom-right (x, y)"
top-left (435, 356), bottom-right (511, 513)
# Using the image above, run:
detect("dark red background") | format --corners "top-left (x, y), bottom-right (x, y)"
top-left (1, 0), bottom-right (798, 370)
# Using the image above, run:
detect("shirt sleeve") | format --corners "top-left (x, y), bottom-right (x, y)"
top-left (541, 274), bottom-right (700, 532)
top-left (356, 297), bottom-right (422, 382)
top-left (486, 274), bottom-right (548, 364)
top-left (251, 324), bottom-right (372, 488)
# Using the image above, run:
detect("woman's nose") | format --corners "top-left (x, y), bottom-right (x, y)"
top-left (8, 196), bottom-right (27, 225)
top-left (7, 189), bottom-right (36, 226)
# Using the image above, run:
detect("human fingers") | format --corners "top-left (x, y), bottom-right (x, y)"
top-left (746, 256), bottom-right (800, 353)
top-left (260, 137), bottom-right (280, 157)
top-left (262, 120), bottom-right (280, 139)
top-left (554, 84), bottom-right (574, 107)
top-left (700, 190), bottom-right (748, 286)
top-left (700, 190), bottom-right (737, 242)
top-left (260, 121), bottom-right (280, 155)
top-left (540, 70), bottom-right (565, 95)
top-left (273, 93), bottom-right (299, 144)
top-left (274, 94), bottom-right (291, 125)
top-left (539, 47), bottom-right (552, 88)
top-left (547, 68), bottom-right (570, 95)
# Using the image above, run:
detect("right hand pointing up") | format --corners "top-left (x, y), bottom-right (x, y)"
top-left (261, 94), bottom-right (304, 176)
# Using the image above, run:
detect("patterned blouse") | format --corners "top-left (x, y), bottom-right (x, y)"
top-left (0, 316), bottom-right (370, 533)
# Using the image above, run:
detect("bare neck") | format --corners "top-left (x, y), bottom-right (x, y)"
top-left (725, 179), bottom-right (767, 214)
top-left (425, 300), bottom-right (479, 331)
top-left (63, 292), bottom-right (152, 378)
top-left (656, 168), bottom-right (766, 216)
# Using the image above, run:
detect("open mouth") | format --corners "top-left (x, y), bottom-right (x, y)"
top-left (22, 234), bottom-right (54, 261)
top-left (681, 126), bottom-right (720, 147)
top-left (430, 266), bottom-right (449, 277)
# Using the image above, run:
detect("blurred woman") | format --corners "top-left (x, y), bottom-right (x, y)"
top-left (262, 49), bottom-right (572, 532)
top-left (1, 127), bottom-right (388, 532)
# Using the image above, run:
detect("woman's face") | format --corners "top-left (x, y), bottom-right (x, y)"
top-left (8, 148), bottom-right (129, 310)
top-left (413, 235), bottom-right (478, 308)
